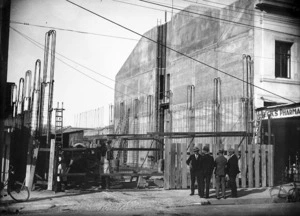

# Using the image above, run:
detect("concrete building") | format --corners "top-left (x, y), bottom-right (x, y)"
top-left (113, 0), bottom-right (300, 183)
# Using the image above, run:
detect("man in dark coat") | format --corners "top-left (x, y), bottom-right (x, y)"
top-left (186, 146), bottom-right (202, 196)
top-left (226, 148), bottom-right (240, 198)
top-left (214, 149), bottom-right (227, 199)
top-left (201, 146), bottom-right (214, 198)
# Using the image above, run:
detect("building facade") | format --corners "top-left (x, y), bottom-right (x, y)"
top-left (114, 0), bottom-right (300, 182)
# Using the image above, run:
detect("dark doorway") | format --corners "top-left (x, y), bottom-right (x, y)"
top-left (262, 117), bottom-right (300, 184)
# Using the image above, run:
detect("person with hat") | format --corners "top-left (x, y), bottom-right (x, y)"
top-left (214, 149), bottom-right (227, 199)
top-left (226, 148), bottom-right (240, 198)
top-left (201, 146), bottom-right (214, 198)
top-left (186, 146), bottom-right (203, 196)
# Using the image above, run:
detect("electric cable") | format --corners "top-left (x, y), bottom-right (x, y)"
top-left (10, 20), bottom-right (140, 42)
top-left (6, 28), bottom-right (284, 132)
top-left (139, 0), bottom-right (300, 38)
top-left (66, 0), bottom-right (296, 103)
top-left (10, 25), bottom-right (159, 121)
top-left (181, 0), bottom-right (300, 30)
top-left (11, 19), bottom-right (300, 63)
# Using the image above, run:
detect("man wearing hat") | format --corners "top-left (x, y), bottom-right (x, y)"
top-left (201, 146), bottom-right (214, 198)
top-left (214, 149), bottom-right (227, 199)
top-left (186, 146), bottom-right (203, 196)
top-left (226, 148), bottom-right (240, 198)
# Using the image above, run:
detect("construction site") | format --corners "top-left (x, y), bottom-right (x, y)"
top-left (1, 0), bottom-right (300, 200)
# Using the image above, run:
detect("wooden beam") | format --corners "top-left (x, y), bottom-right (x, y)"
top-left (101, 173), bottom-right (163, 177)
top-left (47, 139), bottom-right (55, 191)
top-left (40, 147), bottom-right (162, 152)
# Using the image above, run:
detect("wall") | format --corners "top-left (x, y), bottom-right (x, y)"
top-left (166, 0), bottom-right (255, 149)
top-left (114, 0), bottom-right (259, 165)
top-left (168, 1), bottom-right (255, 106)
top-left (0, 0), bottom-right (11, 181)
top-left (254, 0), bottom-right (300, 107)
top-left (114, 27), bottom-right (158, 166)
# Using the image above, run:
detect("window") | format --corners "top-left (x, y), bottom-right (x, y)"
top-left (275, 41), bottom-right (292, 78)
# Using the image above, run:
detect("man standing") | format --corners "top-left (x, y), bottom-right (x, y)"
top-left (227, 148), bottom-right (240, 198)
top-left (201, 146), bottom-right (214, 198)
top-left (186, 147), bottom-right (202, 196)
top-left (214, 149), bottom-right (227, 199)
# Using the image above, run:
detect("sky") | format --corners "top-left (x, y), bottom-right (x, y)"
top-left (7, 0), bottom-right (234, 127)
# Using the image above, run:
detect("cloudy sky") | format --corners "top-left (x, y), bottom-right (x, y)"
top-left (8, 0), bottom-right (234, 126)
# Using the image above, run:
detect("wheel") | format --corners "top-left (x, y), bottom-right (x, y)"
top-left (269, 186), bottom-right (288, 199)
top-left (287, 188), bottom-right (297, 202)
top-left (8, 181), bottom-right (30, 202)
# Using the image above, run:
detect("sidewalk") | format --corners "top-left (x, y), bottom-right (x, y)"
top-left (0, 187), bottom-right (275, 214)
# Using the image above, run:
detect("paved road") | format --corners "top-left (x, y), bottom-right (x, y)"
top-left (4, 202), bottom-right (300, 216)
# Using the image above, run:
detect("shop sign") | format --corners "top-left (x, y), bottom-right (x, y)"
top-left (257, 105), bottom-right (300, 120)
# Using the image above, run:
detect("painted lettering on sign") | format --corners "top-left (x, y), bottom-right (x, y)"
top-left (257, 106), bottom-right (300, 120)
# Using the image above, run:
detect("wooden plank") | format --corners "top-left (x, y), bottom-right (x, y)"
top-left (182, 140), bottom-right (188, 188)
top-left (255, 145), bottom-right (260, 188)
top-left (270, 145), bottom-right (274, 187)
top-left (261, 145), bottom-right (267, 187)
top-left (248, 144), bottom-right (253, 188)
top-left (234, 144), bottom-right (239, 188)
top-left (241, 144), bottom-right (246, 188)
top-left (174, 143), bottom-right (179, 189)
top-left (212, 143), bottom-right (216, 189)
top-left (268, 145), bottom-right (274, 187)
top-left (39, 147), bottom-right (162, 152)
top-left (101, 173), bottom-right (164, 177)
top-left (170, 144), bottom-right (176, 189)
top-left (47, 139), bottom-right (55, 191)
top-left (164, 138), bottom-right (171, 189)
top-left (177, 143), bottom-right (182, 188)
top-left (266, 145), bottom-right (271, 187)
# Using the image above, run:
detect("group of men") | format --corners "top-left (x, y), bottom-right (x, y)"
top-left (186, 146), bottom-right (240, 199)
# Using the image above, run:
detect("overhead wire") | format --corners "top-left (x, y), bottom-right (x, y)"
top-left (139, 0), bottom-right (300, 38)
top-left (114, 0), bottom-right (300, 30)
top-left (203, 0), bottom-right (300, 22)
top-left (9, 3), bottom-right (298, 128)
top-left (11, 19), bottom-right (300, 64)
top-left (115, 0), bottom-right (258, 26)
top-left (10, 20), bottom-right (140, 42)
top-left (9, 25), bottom-right (157, 97)
top-left (10, 26), bottom-right (127, 98)
top-left (66, 0), bottom-right (296, 103)
top-left (9, 26), bottom-right (156, 112)
top-left (9, 26), bottom-right (167, 130)
top-left (181, 0), bottom-right (300, 30)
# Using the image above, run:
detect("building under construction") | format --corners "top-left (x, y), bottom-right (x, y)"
top-left (113, 0), bottom-right (300, 188)
top-left (1, 0), bottom-right (300, 192)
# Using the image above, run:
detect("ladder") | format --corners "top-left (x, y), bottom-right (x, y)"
top-left (113, 108), bottom-right (130, 162)
top-left (54, 103), bottom-right (64, 151)
top-left (52, 103), bottom-right (64, 191)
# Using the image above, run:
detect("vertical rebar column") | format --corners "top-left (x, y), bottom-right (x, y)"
top-left (12, 84), bottom-right (17, 117)
top-left (16, 78), bottom-right (24, 115)
top-left (23, 71), bottom-right (32, 111)
top-left (213, 78), bottom-right (221, 149)
top-left (43, 30), bottom-right (56, 147)
top-left (31, 60), bottom-right (41, 134)
top-left (25, 60), bottom-right (41, 187)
